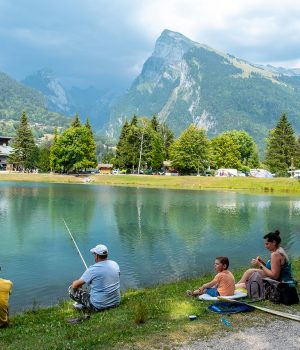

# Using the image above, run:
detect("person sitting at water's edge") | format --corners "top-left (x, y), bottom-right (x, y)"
top-left (0, 267), bottom-right (13, 327)
top-left (187, 257), bottom-right (235, 297)
top-left (236, 230), bottom-right (295, 289)
top-left (69, 244), bottom-right (120, 311)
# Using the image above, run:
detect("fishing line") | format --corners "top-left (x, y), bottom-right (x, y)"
top-left (63, 218), bottom-right (88, 270)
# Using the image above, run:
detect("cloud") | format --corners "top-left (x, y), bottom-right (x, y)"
top-left (0, 0), bottom-right (299, 88)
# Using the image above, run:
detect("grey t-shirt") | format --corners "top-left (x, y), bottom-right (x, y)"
top-left (80, 260), bottom-right (120, 309)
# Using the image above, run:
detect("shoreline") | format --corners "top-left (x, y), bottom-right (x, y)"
top-left (2, 259), bottom-right (300, 349)
top-left (1, 172), bottom-right (300, 194)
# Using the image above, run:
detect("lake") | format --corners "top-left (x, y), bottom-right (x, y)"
top-left (1, 182), bottom-right (300, 312)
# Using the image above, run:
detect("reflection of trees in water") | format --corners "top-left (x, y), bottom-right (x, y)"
top-left (7, 185), bottom-right (41, 243)
top-left (47, 184), bottom-right (96, 237)
top-left (264, 198), bottom-right (300, 254)
top-left (7, 184), bottom-right (96, 243)
top-left (113, 188), bottom-right (167, 248)
top-left (201, 193), bottom-right (256, 238)
top-left (114, 188), bottom-right (195, 283)
top-left (164, 192), bottom-right (210, 246)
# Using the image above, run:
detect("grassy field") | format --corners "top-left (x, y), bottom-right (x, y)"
top-left (1, 258), bottom-right (299, 350)
top-left (1, 172), bottom-right (300, 194)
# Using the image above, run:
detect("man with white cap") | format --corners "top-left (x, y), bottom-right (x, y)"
top-left (69, 244), bottom-right (120, 311)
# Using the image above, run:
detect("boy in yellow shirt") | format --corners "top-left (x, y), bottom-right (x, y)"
top-left (0, 277), bottom-right (13, 327)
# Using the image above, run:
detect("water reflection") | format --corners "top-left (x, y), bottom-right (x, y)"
top-left (0, 182), bottom-right (299, 312)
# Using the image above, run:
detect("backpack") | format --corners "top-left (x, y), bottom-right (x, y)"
top-left (264, 278), bottom-right (299, 305)
top-left (246, 271), bottom-right (265, 300)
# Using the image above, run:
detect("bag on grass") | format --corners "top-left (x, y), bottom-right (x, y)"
top-left (246, 271), bottom-right (265, 300)
top-left (264, 278), bottom-right (299, 305)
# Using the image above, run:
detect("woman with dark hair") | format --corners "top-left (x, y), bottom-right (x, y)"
top-left (236, 230), bottom-right (294, 289)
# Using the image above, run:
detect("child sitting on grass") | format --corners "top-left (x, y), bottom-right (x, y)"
top-left (187, 256), bottom-right (235, 297)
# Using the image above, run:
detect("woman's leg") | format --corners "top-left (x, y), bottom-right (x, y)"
top-left (235, 268), bottom-right (265, 289)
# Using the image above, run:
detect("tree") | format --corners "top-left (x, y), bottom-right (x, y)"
top-left (115, 120), bottom-right (130, 169)
top-left (101, 150), bottom-right (115, 164)
top-left (115, 116), bottom-right (165, 172)
top-left (264, 113), bottom-right (297, 176)
top-left (294, 135), bottom-right (300, 169)
top-left (170, 125), bottom-right (210, 174)
top-left (71, 114), bottom-right (81, 128)
top-left (159, 122), bottom-right (174, 160)
top-left (9, 111), bottom-right (36, 171)
top-left (38, 144), bottom-right (51, 173)
top-left (147, 130), bottom-right (164, 171)
top-left (150, 115), bottom-right (159, 131)
top-left (223, 130), bottom-right (259, 168)
top-left (49, 128), bottom-right (60, 172)
top-left (210, 134), bottom-right (242, 169)
top-left (50, 119), bottom-right (97, 173)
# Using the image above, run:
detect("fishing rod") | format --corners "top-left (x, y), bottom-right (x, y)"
top-left (63, 218), bottom-right (88, 270)
top-left (218, 297), bottom-right (300, 322)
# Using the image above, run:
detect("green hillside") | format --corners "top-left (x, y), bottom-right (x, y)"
top-left (0, 72), bottom-right (71, 136)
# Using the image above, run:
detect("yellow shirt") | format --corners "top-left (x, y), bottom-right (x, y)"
top-left (0, 278), bottom-right (13, 326)
top-left (213, 270), bottom-right (235, 296)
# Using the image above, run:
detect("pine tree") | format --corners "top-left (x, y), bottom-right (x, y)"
top-left (50, 128), bottom-right (60, 172)
top-left (159, 123), bottom-right (174, 160)
top-left (264, 113), bottom-right (297, 176)
top-left (150, 115), bottom-right (159, 131)
top-left (9, 111), bottom-right (36, 171)
top-left (71, 114), bottom-right (81, 128)
top-left (294, 135), bottom-right (300, 169)
top-left (115, 120), bottom-right (130, 168)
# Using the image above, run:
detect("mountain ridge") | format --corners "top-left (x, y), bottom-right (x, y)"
top-left (106, 29), bottom-right (300, 148)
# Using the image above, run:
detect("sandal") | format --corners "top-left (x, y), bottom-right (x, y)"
top-left (66, 314), bottom-right (90, 324)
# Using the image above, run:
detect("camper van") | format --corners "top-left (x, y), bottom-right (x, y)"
top-left (292, 170), bottom-right (300, 179)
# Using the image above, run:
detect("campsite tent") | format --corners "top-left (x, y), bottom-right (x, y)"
top-left (250, 169), bottom-right (273, 178)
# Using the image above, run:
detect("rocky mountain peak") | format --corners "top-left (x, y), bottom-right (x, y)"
top-left (153, 29), bottom-right (197, 64)
top-left (22, 68), bottom-right (70, 113)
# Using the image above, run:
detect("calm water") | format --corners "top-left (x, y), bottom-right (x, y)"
top-left (1, 182), bottom-right (300, 312)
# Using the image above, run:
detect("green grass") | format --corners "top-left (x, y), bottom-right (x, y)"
top-left (1, 259), bottom-right (300, 350)
top-left (1, 172), bottom-right (300, 194)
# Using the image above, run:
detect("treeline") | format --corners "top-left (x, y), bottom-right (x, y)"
top-left (113, 113), bottom-right (300, 176)
top-left (7, 111), bottom-right (300, 176)
top-left (9, 112), bottom-right (97, 173)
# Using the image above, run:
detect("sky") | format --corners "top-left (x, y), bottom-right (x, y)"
top-left (0, 0), bottom-right (300, 90)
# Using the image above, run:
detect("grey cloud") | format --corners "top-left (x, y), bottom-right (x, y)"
top-left (0, 0), bottom-right (299, 90)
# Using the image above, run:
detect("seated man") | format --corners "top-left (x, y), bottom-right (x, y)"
top-left (69, 244), bottom-right (120, 311)
top-left (0, 275), bottom-right (13, 327)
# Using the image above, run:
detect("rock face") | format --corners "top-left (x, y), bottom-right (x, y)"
top-left (107, 29), bottom-right (300, 145)
top-left (22, 68), bottom-right (70, 113)
top-left (22, 69), bottom-right (118, 130)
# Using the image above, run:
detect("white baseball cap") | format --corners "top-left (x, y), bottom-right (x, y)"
top-left (90, 244), bottom-right (108, 256)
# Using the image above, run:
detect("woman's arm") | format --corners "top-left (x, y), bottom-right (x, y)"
top-left (259, 252), bottom-right (281, 280)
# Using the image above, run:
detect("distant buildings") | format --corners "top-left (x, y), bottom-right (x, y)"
top-left (0, 136), bottom-right (13, 170)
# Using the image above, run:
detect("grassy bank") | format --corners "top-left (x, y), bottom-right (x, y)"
top-left (1, 172), bottom-right (300, 194)
top-left (1, 259), bottom-right (299, 350)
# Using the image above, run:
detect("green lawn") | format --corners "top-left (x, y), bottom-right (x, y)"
top-left (1, 259), bottom-right (299, 350)
top-left (1, 172), bottom-right (300, 194)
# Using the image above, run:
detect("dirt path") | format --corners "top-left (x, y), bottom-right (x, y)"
top-left (178, 319), bottom-right (300, 350)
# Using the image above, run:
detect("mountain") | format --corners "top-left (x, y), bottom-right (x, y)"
top-left (22, 68), bottom-right (118, 131)
top-left (0, 71), bottom-right (71, 136)
top-left (22, 68), bottom-right (71, 114)
top-left (107, 29), bottom-right (300, 148)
